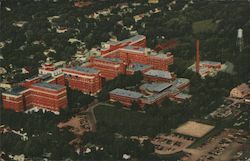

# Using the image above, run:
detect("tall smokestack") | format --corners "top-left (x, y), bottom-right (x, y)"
top-left (196, 40), bottom-right (200, 73)
top-left (237, 28), bottom-right (244, 52)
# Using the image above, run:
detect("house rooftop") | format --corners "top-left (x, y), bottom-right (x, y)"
top-left (110, 88), bottom-right (143, 99)
top-left (32, 82), bottom-right (65, 91)
top-left (0, 67), bottom-right (7, 74)
top-left (144, 69), bottom-right (172, 79)
top-left (232, 83), bottom-right (250, 96)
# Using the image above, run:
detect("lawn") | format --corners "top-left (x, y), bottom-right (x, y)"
top-left (94, 104), bottom-right (163, 136)
top-left (192, 19), bottom-right (217, 33)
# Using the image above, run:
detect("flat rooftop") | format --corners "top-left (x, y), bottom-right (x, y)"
top-left (39, 73), bottom-right (52, 80)
top-left (26, 75), bottom-right (39, 81)
top-left (101, 35), bottom-right (145, 50)
top-left (120, 35), bottom-right (145, 44)
top-left (166, 86), bottom-right (180, 95)
top-left (200, 60), bottom-right (221, 66)
top-left (3, 86), bottom-right (27, 96)
top-left (144, 69), bottom-right (172, 79)
top-left (152, 53), bottom-right (172, 59)
top-left (121, 46), bottom-right (170, 58)
top-left (95, 57), bottom-right (122, 63)
top-left (129, 35), bottom-right (145, 42)
top-left (32, 82), bottom-right (65, 91)
top-left (172, 78), bottom-right (190, 87)
top-left (122, 45), bottom-right (145, 53)
top-left (140, 82), bottom-right (172, 93)
top-left (142, 90), bottom-right (170, 104)
top-left (188, 61), bottom-right (223, 75)
top-left (105, 40), bottom-right (120, 46)
top-left (175, 121), bottom-right (215, 138)
top-left (174, 93), bottom-right (192, 100)
top-left (127, 63), bottom-right (151, 72)
top-left (110, 88), bottom-right (143, 99)
top-left (65, 66), bottom-right (99, 74)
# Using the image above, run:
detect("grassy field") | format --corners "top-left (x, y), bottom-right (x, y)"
top-left (94, 104), bottom-right (163, 136)
top-left (192, 19), bottom-right (217, 33)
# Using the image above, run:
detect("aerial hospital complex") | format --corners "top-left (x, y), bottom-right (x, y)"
top-left (2, 35), bottom-right (191, 112)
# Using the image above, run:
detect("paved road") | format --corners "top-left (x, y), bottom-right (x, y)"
top-left (226, 97), bottom-right (250, 105)
top-left (85, 101), bottom-right (115, 132)
top-left (85, 101), bottom-right (98, 132)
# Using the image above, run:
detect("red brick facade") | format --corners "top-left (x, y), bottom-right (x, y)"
top-left (2, 83), bottom-right (67, 112)
top-left (63, 67), bottom-right (102, 95)
top-left (88, 57), bottom-right (126, 80)
top-left (100, 35), bottom-right (147, 55)
top-left (2, 94), bottom-right (25, 112)
top-left (90, 35), bottom-right (173, 80)
top-left (1, 35), bottom-right (177, 112)
top-left (29, 83), bottom-right (67, 111)
top-left (109, 89), bottom-right (143, 107)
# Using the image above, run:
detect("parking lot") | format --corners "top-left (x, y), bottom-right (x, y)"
top-left (208, 99), bottom-right (242, 120)
top-left (182, 128), bottom-right (250, 161)
top-left (151, 133), bottom-right (195, 155)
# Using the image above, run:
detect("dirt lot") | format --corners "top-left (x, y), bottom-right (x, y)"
top-left (57, 115), bottom-right (91, 136)
top-left (175, 121), bottom-right (215, 138)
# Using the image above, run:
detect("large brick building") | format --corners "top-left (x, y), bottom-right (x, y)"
top-left (2, 87), bottom-right (28, 112)
top-left (144, 69), bottom-right (174, 82)
top-left (88, 35), bottom-right (173, 80)
top-left (126, 63), bottom-right (152, 75)
top-left (87, 57), bottom-right (126, 80)
top-left (109, 88), bottom-right (143, 107)
top-left (1, 35), bottom-right (176, 112)
top-left (2, 60), bottom-right (68, 113)
top-left (62, 66), bottom-right (102, 95)
top-left (2, 82), bottom-right (67, 112)
top-left (116, 46), bottom-right (173, 70)
top-left (109, 78), bottom-right (191, 107)
top-left (104, 46), bottom-right (173, 70)
top-left (100, 35), bottom-right (147, 55)
top-left (38, 59), bottom-right (65, 85)
top-left (29, 82), bottom-right (67, 111)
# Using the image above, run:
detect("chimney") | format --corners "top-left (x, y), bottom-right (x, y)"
top-left (196, 40), bottom-right (200, 73)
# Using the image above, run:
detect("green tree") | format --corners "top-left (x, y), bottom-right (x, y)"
top-left (130, 101), bottom-right (139, 111)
